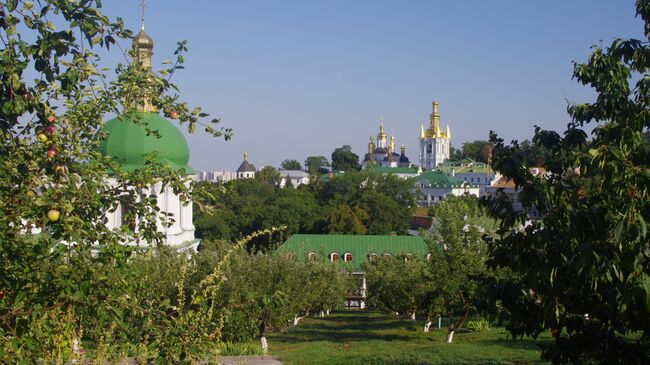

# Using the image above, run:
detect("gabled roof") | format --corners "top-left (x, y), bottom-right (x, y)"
top-left (280, 234), bottom-right (429, 270)
top-left (279, 170), bottom-right (309, 178)
top-left (366, 166), bottom-right (418, 174)
top-left (415, 170), bottom-right (463, 188)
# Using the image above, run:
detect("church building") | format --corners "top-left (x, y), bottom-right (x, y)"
top-left (362, 122), bottom-right (411, 169)
top-left (97, 16), bottom-right (199, 251)
top-left (236, 152), bottom-right (257, 179)
top-left (419, 100), bottom-right (451, 170)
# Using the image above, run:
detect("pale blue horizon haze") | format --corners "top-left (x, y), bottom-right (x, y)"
top-left (99, 1), bottom-right (643, 171)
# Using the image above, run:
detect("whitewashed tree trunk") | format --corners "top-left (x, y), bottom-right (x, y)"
top-left (320, 310), bottom-right (325, 318)
top-left (260, 336), bottom-right (268, 353)
top-left (326, 309), bottom-right (330, 316)
top-left (72, 337), bottom-right (80, 353)
top-left (424, 315), bottom-right (432, 332)
top-left (70, 337), bottom-right (81, 363)
top-left (446, 324), bottom-right (456, 343)
top-left (293, 314), bottom-right (304, 326)
top-left (445, 330), bottom-right (454, 343)
top-left (410, 311), bottom-right (416, 321)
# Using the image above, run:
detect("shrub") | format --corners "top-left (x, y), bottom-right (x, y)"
top-left (466, 319), bottom-right (490, 332)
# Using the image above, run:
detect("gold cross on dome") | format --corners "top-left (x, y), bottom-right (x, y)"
top-left (139, 0), bottom-right (147, 29)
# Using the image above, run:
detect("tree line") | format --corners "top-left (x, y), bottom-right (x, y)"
top-left (193, 170), bottom-right (418, 251)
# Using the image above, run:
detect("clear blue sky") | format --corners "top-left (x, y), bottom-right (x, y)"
top-left (100, 1), bottom-right (643, 171)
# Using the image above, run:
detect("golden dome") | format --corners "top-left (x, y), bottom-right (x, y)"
top-left (133, 28), bottom-right (154, 50)
top-left (424, 99), bottom-right (449, 139)
top-left (377, 123), bottom-right (387, 140)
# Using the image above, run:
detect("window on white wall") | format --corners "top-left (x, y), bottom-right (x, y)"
top-left (119, 198), bottom-right (136, 232)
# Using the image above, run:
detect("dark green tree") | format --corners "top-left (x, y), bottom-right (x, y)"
top-left (256, 166), bottom-right (282, 187)
top-left (462, 140), bottom-right (491, 163)
top-left (280, 159), bottom-right (302, 170)
top-left (324, 204), bottom-right (368, 235)
top-left (520, 139), bottom-right (549, 167)
top-left (304, 155), bottom-right (330, 174)
top-left (450, 146), bottom-right (464, 161)
top-left (485, 2), bottom-right (650, 362)
top-left (331, 145), bottom-right (361, 172)
top-left (427, 195), bottom-right (495, 342)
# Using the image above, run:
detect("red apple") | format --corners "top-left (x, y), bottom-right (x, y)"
top-left (47, 115), bottom-right (56, 123)
top-left (169, 110), bottom-right (178, 119)
top-left (23, 92), bottom-right (32, 101)
top-left (44, 125), bottom-right (56, 137)
top-left (47, 148), bottom-right (57, 158)
top-left (47, 209), bottom-right (60, 222)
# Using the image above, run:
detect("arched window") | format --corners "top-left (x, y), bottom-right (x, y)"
top-left (308, 252), bottom-right (317, 261)
top-left (344, 253), bottom-right (353, 262)
top-left (330, 252), bottom-right (340, 262)
top-left (405, 254), bottom-right (414, 262)
top-left (367, 253), bottom-right (379, 262)
top-left (383, 253), bottom-right (392, 261)
top-left (119, 197), bottom-right (136, 232)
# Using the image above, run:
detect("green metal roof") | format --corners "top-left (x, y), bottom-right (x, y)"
top-left (320, 171), bottom-right (346, 182)
top-left (414, 170), bottom-right (463, 187)
top-left (97, 112), bottom-right (194, 174)
top-left (366, 166), bottom-right (419, 174)
top-left (279, 234), bottom-right (429, 271)
top-left (437, 163), bottom-right (490, 174)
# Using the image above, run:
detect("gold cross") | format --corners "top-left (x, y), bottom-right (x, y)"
top-left (139, 0), bottom-right (146, 29)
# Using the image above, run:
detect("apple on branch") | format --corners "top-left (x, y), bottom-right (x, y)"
top-left (47, 209), bottom-right (60, 222)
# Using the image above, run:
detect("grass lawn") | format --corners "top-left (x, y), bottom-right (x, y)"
top-left (268, 311), bottom-right (550, 365)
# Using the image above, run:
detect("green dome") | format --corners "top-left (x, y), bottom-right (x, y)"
top-left (97, 112), bottom-right (194, 174)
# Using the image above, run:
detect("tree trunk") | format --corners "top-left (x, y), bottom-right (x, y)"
top-left (320, 310), bottom-right (325, 318)
top-left (446, 323), bottom-right (456, 343)
top-left (445, 330), bottom-right (454, 343)
top-left (259, 323), bottom-right (268, 353)
top-left (293, 314), bottom-right (304, 326)
top-left (423, 315), bottom-right (432, 332)
top-left (326, 309), bottom-right (330, 316)
top-left (410, 311), bottom-right (416, 322)
top-left (457, 308), bottom-right (470, 330)
top-left (260, 336), bottom-right (268, 353)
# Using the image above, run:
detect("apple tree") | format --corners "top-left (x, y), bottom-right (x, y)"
top-left (0, 1), bottom-right (227, 362)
